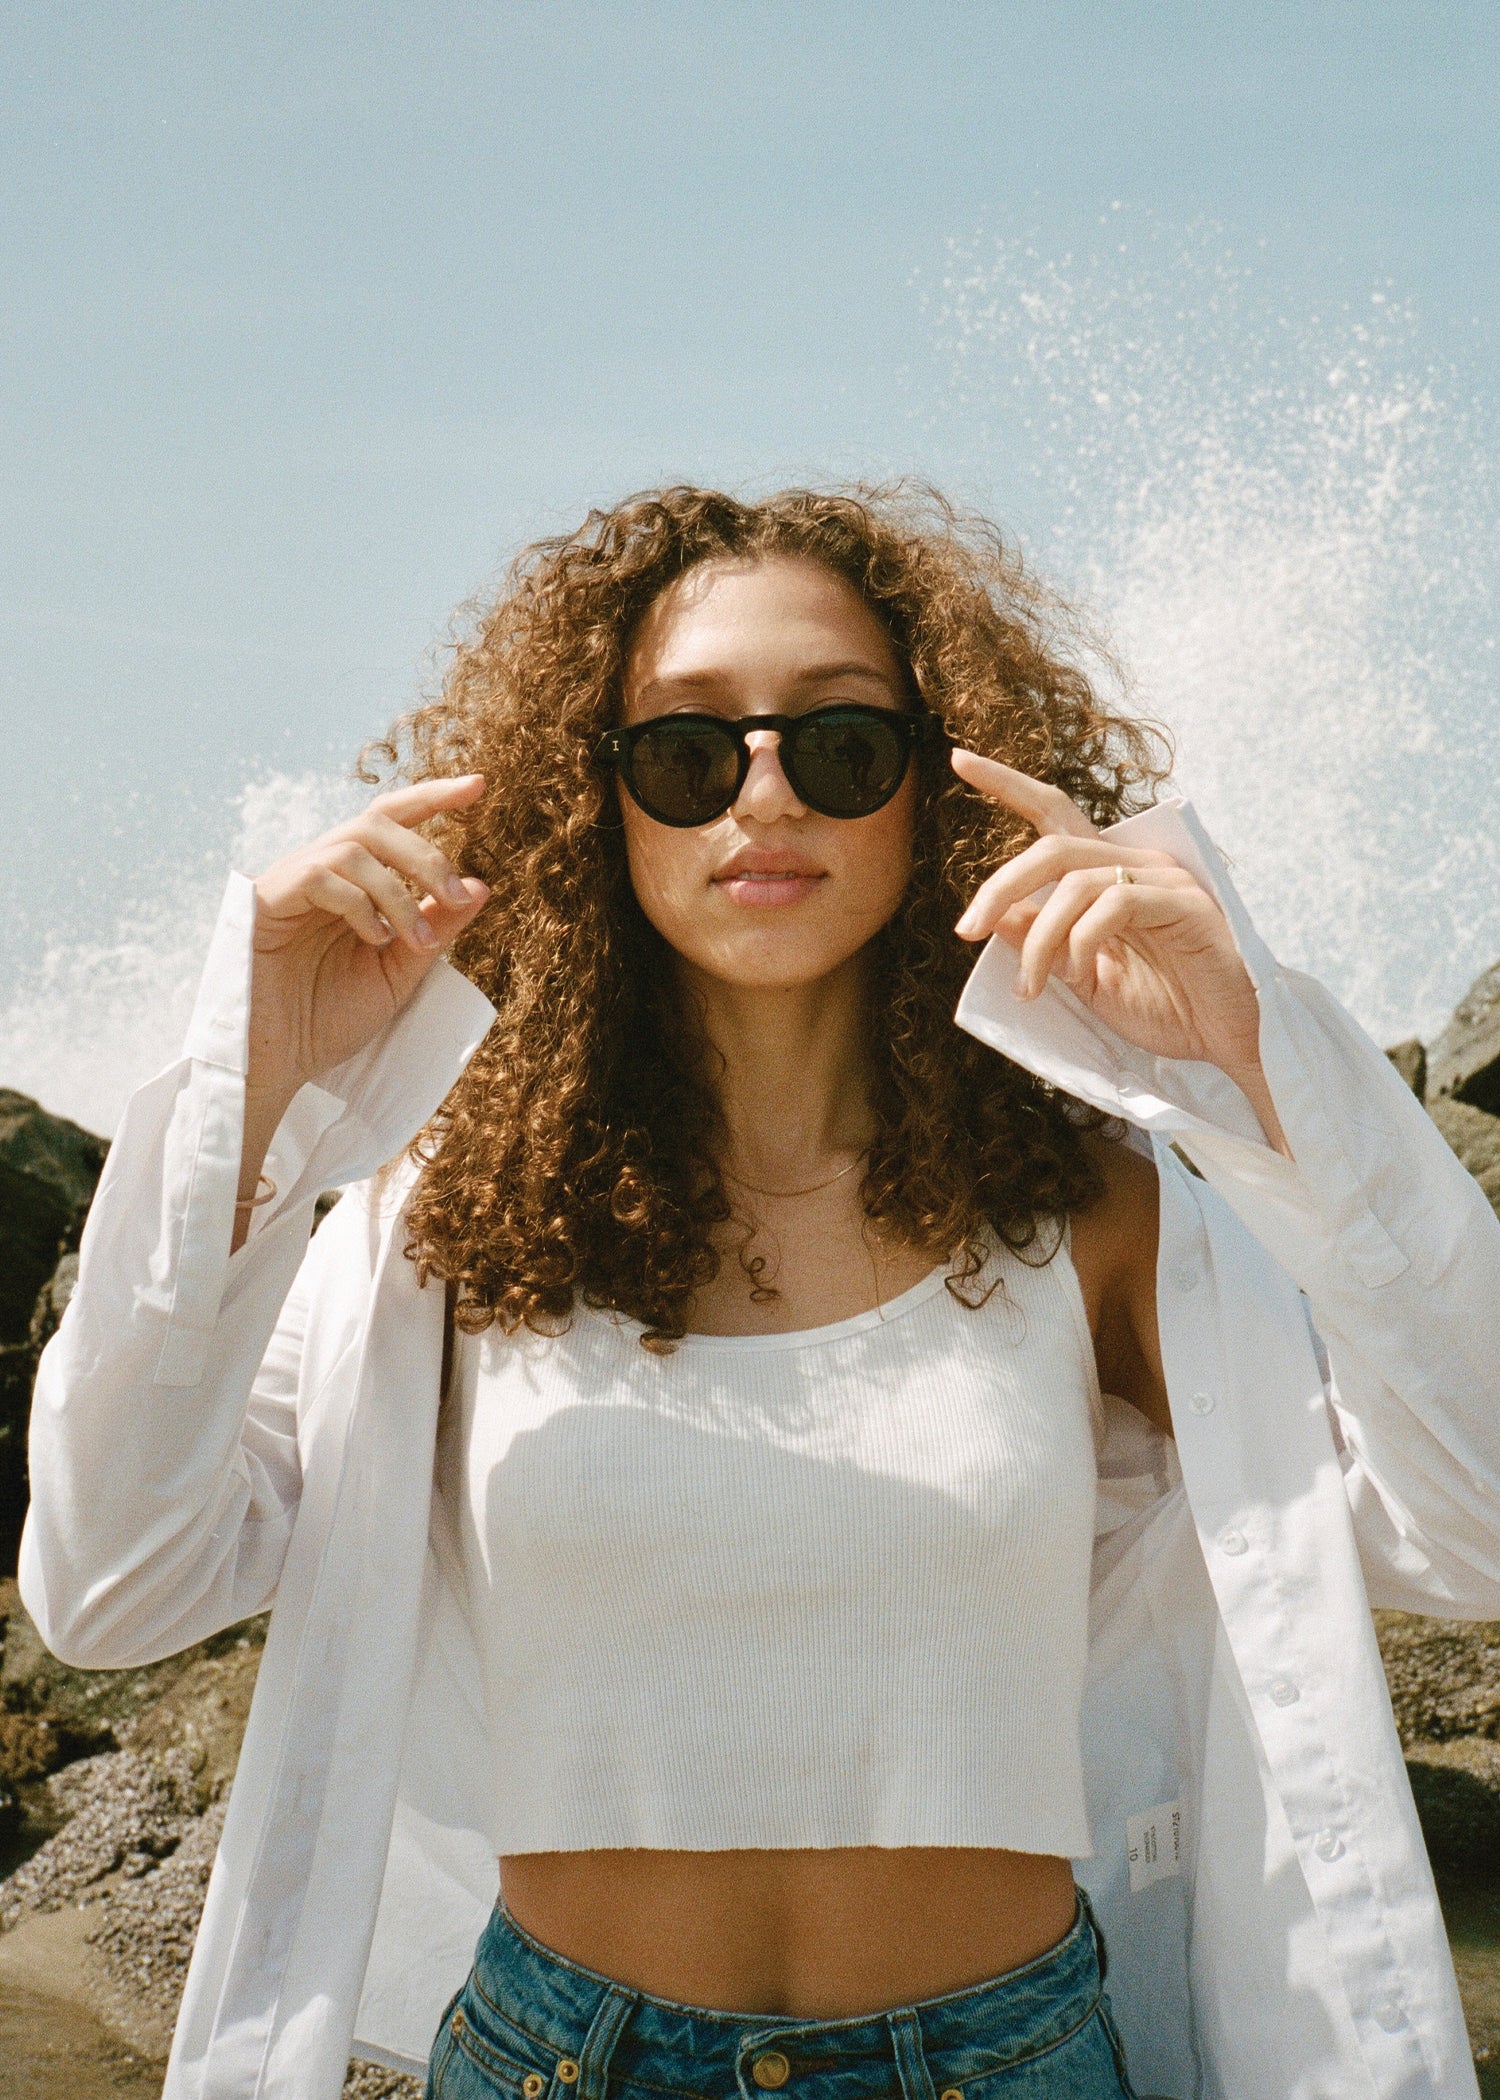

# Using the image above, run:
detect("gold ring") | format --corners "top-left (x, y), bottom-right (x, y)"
top-left (1114, 865), bottom-right (1136, 885)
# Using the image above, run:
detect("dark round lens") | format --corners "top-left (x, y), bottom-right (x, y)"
top-left (627, 718), bottom-right (742, 825)
top-left (784, 709), bottom-right (908, 816)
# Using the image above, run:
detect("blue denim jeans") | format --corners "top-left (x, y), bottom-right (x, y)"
top-left (425, 1892), bottom-right (1138, 2100)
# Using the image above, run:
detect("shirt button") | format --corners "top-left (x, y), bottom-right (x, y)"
top-left (1173, 1265), bottom-right (1201, 1293)
top-left (1314, 1829), bottom-right (1344, 1861)
top-left (1373, 1999), bottom-right (1405, 2032)
top-left (752, 2053), bottom-right (792, 2089)
top-left (1220, 1529), bottom-right (1248, 1556)
top-left (1189, 1391), bottom-right (1216, 1415)
top-left (1270, 1680), bottom-right (1300, 1706)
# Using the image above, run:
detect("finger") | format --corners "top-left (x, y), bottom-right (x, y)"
top-left (955, 837), bottom-right (1187, 940)
top-left (1066, 886), bottom-right (1148, 993)
top-left (977, 897), bottom-right (1046, 954)
top-left (354, 809), bottom-right (474, 908)
top-left (301, 866), bottom-right (399, 948)
top-left (414, 876), bottom-right (491, 949)
top-left (320, 840), bottom-right (440, 951)
top-left (950, 747), bottom-right (1100, 840)
top-left (1014, 868), bottom-right (1122, 997)
top-left (366, 772), bottom-right (487, 828)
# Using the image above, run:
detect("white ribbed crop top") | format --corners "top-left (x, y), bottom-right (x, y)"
top-left (435, 1238), bottom-right (1101, 1858)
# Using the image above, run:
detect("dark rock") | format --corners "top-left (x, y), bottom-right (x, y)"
top-left (1405, 1738), bottom-right (1500, 1872)
top-left (0, 1251), bottom-right (86, 1576)
top-left (1386, 1038), bottom-right (1428, 1099)
top-left (0, 1711), bottom-right (111, 1787)
top-left (123, 1640), bottom-right (263, 1807)
top-left (0, 1091), bottom-right (107, 1348)
top-left (0, 1096), bottom-right (106, 1575)
top-left (0, 1579), bottom-right (267, 1750)
top-left (28, 1253), bottom-right (79, 1356)
top-left (1374, 1611), bottom-right (1500, 1745)
top-left (1429, 961), bottom-right (1500, 1117)
top-left (1428, 1099), bottom-right (1500, 1215)
top-left (0, 1348), bottom-right (35, 1582)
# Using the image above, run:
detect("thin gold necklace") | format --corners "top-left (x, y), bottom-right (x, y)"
top-left (723, 1150), bottom-right (869, 1201)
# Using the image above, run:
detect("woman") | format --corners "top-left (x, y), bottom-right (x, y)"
top-left (21, 486), bottom-right (1500, 2100)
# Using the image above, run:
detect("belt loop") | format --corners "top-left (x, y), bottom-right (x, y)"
top-left (886, 2008), bottom-right (938, 2100)
top-left (574, 1982), bottom-right (636, 2100)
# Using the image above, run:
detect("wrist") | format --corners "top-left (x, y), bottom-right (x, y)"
top-left (239, 1079), bottom-right (300, 1192)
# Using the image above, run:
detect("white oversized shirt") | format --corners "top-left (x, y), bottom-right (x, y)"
top-left (19, 798), bottom-right (1500, 2100)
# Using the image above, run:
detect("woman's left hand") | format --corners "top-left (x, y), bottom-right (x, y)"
top-left (951, 749), bottom-right (1280, 1128)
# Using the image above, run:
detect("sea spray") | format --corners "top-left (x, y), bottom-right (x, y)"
top-left (927, 214), bottom-right (1500, 1045)
top-left (6, 223), bottom-right (1498, 1127)
top-left (0, 771), bottom-right (358, 1135)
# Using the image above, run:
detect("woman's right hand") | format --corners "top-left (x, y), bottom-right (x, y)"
top-left (242, 773), bottom-right (490, 1157)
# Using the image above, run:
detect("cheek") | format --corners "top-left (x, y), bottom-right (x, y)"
top-left (856, 798), bottom-right (916, 914)
top-left (620, 802), bottom-right (703, 940)
top-left (833, 784), bottom-right (917, 933)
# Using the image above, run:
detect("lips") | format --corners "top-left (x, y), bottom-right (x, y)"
top-left (714, 847), bottom-right (825, 880)
top-left (711, 846), bottom-right (827, 906)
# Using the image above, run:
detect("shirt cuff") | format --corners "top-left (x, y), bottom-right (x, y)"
top-left (157, 868), bottom-right (497, 1373)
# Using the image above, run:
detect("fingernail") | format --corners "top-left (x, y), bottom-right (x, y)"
top-left (955, 914), bottom-right (978, 938)
top-left (1013, 972), bottom-right (1029, 999)
top-left (443, 877), bottom-right (470, 905)
top-left (414, 921), bottom-right (439, 948)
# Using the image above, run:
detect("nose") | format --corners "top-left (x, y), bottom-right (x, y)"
top-left (733, 728), bottom-right (808, 822)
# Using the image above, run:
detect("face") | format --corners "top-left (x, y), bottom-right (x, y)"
top-left (617, 556), bottom-right (918, 993)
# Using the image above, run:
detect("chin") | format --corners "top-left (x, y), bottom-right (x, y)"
top-left (680, 934), bottom-right (871, 992)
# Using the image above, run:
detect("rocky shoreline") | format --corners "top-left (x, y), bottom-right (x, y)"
top-left (2, 955), bottom-right (1500, 2093)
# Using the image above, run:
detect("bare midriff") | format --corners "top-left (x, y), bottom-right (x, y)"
top-left (497, 1847), bottom-right (1078, 2018)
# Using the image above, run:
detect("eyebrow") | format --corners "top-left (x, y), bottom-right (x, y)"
top-left (633, 662), bottom-right (899, 705)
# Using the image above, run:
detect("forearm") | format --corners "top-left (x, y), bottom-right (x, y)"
top-left (233, 1078), bottom-right (303, 1253)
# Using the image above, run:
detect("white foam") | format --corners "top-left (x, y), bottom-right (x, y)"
top-left (930, 217), bottom-right (1500, 1046)
top-left (0, 772), bottom-right (358, 1136)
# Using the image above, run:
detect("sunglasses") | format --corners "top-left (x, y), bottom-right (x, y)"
top-left (596, 704), bottom-right (948, 828)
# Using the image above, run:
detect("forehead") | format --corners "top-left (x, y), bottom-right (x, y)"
top-left (624, 556), bottom-right (900, 689)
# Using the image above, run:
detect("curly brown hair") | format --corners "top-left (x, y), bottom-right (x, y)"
top-left (363, 483), bottom-right (1170, 1348)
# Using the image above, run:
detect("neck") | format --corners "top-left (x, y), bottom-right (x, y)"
top-left (678, 953), bottom-right (876, 1188)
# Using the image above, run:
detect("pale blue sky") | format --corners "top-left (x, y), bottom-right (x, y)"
top-left (5, 1), bottom-right (1499, 988)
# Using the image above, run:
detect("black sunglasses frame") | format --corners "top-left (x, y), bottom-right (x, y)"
top-left (595, 705), bottom-right (950, 828)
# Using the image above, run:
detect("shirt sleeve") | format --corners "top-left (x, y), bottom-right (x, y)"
top-left (19, 872), bottom-right (497, 1668)
top-left (955, 798), bottom-right (1500, 1618)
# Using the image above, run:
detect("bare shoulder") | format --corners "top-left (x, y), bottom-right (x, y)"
top-left (1069, 1131), bottom-right (1159, 1304)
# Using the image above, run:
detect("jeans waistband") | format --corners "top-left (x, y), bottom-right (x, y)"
top-left (462, 1892), bottom-right (1108, 2100)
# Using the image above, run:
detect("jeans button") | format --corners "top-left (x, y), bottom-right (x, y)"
top-left (752, 2052), bottom-right (791, 2089)
top-left (522, 2080), bottom-right (543, 2098)
top-left (557, 2063), bottom-right (580, 2086)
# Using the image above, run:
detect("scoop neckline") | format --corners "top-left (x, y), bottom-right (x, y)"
top-left (641, 1261), bottom-right (956, 1354)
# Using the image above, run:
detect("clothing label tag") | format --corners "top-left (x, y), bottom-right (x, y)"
top-left (1126, 1801), bottom-right (1182, 1892)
